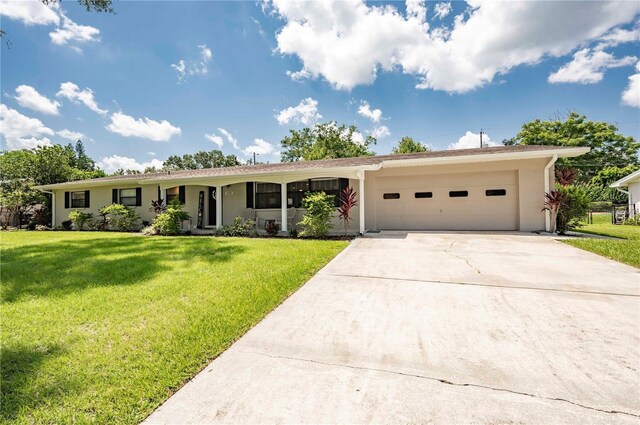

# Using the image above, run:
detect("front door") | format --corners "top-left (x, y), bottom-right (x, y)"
top-left (208, 186), bottom-right (217, 226)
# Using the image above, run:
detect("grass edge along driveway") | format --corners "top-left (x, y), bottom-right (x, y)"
top-left (561, 214), bottom-right (640, 268)
top-left (1, 232), bottom-right (347, 424)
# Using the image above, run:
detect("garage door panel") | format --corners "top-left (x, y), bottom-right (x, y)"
top-left (375, 171), bottom-right (518, 231)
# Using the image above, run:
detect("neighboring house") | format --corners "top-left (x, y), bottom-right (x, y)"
top-left (610, 169), bottom-right (640, 218)
top-left (35, 145), bottom-right (588, 233)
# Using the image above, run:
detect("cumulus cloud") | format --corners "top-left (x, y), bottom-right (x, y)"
top-left (548, 48), bottom-right (637, 84)
top-left (49, 14), bottom-right (100, 46)
top-left (371, 125), bottom-right (390, 139)
top-left (14, 85), bottom-right (61, 115)
top-left (599, 25), bottom-right (640, 48)
top-left (270, 0), bottom-right (640, 92)
top-left (0, 104), bottom-right (54, 150)
top-left (243, 138), bottom-right (276, 156)
top-left (276, 97), bottom-right (322, 126)
top-left (57, 82), bottom-right (108, 115)
top-left (218, 128), bottom-right (240, 149)
top-left (358, 101), bottom-right (382, 123)
top-left (433, 2), bottom-right (451, 20)
top-left (0, 0), bottom-right (60, 26)
top-left (57, 129), bottom-right (85, 141)
top-left (406, 0), bottom-right (427, 23)
top-left (205, 133), bottom-right (224, 148)
top-left (171, 44), bottom-right (212, 82)
top-left (106, 112), bottom-right (181, 142)
top-left (448, 131), bottom-right (496, 150)
top-left (97, 155), bottom-right (165, 173)
top-left (622, 61), bottom-right (640, 107)
top-left (350, 131), bottom-right (365, 145)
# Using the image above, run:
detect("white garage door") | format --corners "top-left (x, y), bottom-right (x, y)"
top-left (375, 170), bottom-right (518, 230)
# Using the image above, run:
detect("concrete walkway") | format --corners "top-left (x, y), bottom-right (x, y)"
top-left (145, 232), bottom-right (640, 424)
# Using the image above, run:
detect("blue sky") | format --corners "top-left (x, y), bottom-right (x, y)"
top-left (1, 0), bottom-right (639, 172)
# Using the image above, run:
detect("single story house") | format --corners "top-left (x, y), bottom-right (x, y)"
top-left (610, 169), bottom-right (640, 218)
top-left (35, 145), bottom-right (589, 233)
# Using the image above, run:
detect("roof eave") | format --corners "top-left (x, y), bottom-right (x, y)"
top-left (610, 170), bottom-right (640, 188)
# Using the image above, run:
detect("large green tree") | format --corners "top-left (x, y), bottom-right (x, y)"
top-left (504, 112), bottom-right (640, 181)
top-left (281, 122), bottom-right (375, 162)
top-left (391, 137), bottom-right (430, 154)
top-left (163, 150), bottom-right (240, 170)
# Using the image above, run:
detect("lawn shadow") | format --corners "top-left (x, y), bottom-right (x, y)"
top-left (1, 236), bottom-right (247, 303)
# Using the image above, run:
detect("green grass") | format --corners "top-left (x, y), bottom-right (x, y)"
top-left (1, 232), bottom-right (347, 424)
top-left (562, 213), bottom-right (640, 268)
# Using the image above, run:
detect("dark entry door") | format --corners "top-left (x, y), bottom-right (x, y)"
top-left (208, 186), bottom-right (216, 226)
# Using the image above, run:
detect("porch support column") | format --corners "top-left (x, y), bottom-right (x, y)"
top-left (358, 170), bottom-right (365, 235)
top-left (216, 185), bottom-right (223, 229)
top-left (280, 182), bottom-right (287, 233)
top-left (51, 191), bottom-right (56, 228)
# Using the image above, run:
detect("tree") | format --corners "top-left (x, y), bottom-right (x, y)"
top-left (70, 140), bottom-right (96, 171)
top-left (163, 150), bottom-right (240, 170)
top-left (391, 137), bottom-right (430, 154)
top-left (504, 112), bottom-right (640, 182)
top-left (0, 180), bottom-right (45, 229)
top-left (281, 122), bottom-right (375, 162)
top-left (585, 164), bottom-right (639, 203)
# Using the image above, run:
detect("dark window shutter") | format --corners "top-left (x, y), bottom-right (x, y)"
top-left (157, 186), bottom-right (161, 201)
top-left (246, 182), bottom-right (254, 208)
top-left (64, 191), bottom-right (70, 209)
top-left (339, 178), bottom-right (349, 191)
top-left (84, 190), bottom-right (90, 208)
top-left (135, 188), bottom-right (142, 206)
top-left (178, 186), bottom-right (186, 204)
top-left (112, 189), bottom-right (118, 204)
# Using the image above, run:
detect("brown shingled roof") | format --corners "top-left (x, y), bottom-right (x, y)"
top-left (37, 145), bottom-right (585, 188)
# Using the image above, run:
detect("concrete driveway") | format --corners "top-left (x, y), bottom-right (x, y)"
top-left (145, 232), bottom-right (640, 424)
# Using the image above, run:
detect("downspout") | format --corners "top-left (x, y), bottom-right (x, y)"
top-left (39, 190), bottom-right (55, 228)
top-left (544, 155), bottom-right (558, 232)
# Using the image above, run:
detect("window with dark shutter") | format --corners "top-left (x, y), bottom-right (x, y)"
top-left (71, 191), bottom-right (87, 208)
top-left (166, 187), bottom-right (179, 203)
top-left (65, 191), bottom-right (70, 208)
top-left (112, 189), bottom-right (118, 204)
top-left (246, 182), bottom-right (254, 208)
top-left (119, 189), bottom-right (137, 206)
top-left (135, 188), bottom-right (142, 206)
top-left (255, 183), bottom-right (282, 209)
top-left (178, 186), bottom-right (186, 204)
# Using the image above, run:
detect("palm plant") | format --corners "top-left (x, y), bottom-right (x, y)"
top-left (337, 186), bottom-right (358, 236)
top-left (555, 167), bottom-right (576, 186)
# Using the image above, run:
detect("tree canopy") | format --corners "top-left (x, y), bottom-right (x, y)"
top-left (391, 137), bottom-right (430, 154)
top-left (503, 112), bottom-right (640, 182)
top-left (281, 122), bottom-right (375, 162)
top-left (163, 150), bottom-right (240, 170)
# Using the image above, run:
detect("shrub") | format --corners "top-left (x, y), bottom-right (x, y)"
top-left (68, 211), bottom-right (93, 230)
top-left (221, 216), bottom-right (257, 237)
top-left (264, 220), bottom-right (279, 236)
top-left (556, 184), bottom-right (590, 234)
top-left (289, 228), bottom-right (299, 238)
top-left (61, 220), bottom-right (73, 231)
top-left (299, 191), bottom-right (334, 237)
top-left (99, 204), bottom-right (141, 232)
top-left (623, 216), bottom-right (640, 226)
top-left (337, 186), bottom-right (357, 236)
top-left (26, 220), bottom-right (36, 231)
top-left (152, 199), bottom-right (190, 235)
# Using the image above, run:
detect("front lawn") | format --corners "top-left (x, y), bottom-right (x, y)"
top-left (561, 213), bottom-right (640, 268)
top-left (1, 232), bottom-right (347, 424)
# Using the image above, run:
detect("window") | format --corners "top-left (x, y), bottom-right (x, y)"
top-left (383, 193), bottom-right (400, 200)
top-left (119, 188), bottom-right (137, 206)
top-left (166, 187), bottom-right (179, 203)
top-left (256, 183), bottom-right (281, 209)
top-left (310, 178), bottom-right (343, 207)
top-left (486, 189), bottom-right (507, 197)
top-left (287, 180), bottom-right (309, 208)
top-left (449, 190), bottom-right (468, 198)
top-left (71, 191), bottom-right (87, 208)
top-left (415, 192), bottom-right (433, 199)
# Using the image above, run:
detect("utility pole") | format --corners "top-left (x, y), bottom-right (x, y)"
top-left (480, 129), bottom-right (484, 148)
top-left (252, 152), bottom-right (259, 165)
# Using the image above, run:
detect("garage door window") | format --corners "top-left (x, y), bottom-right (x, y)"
top-left (383, 193), bottom-right (400, 200)
top-left (415, 192), bottom-right (433, 199)
top-left (486, 189), bottom-right (507, 197)
top-left (449, 190), bottom-right (468, 198)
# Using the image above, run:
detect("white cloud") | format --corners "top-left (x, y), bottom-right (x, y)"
top-left (171, 44), bottom-right (212, 82)
top-left (49, 14), bottom-right (100, 46)
top-left (0, 104), bottom-right (54, 150)
top-left (218, 128), bottom-right (240, 149)
top-left (57, 129), bottom-right (85, 141)
top-left (622, 61), bottom-right (640, 107)
top-left (351, 131), bottom-right (365, 145)
top-left (406, 0), bottom-right (427, 23)
top-left (448, 131), bottom-right (496, 150)
top-left (270, 0), bottom-right (640, 92)
top-left (433, 2), bottom-right (451, 20)
top-left (205, 133), bottom-right (224, 148)
top-left (599, 25), bottom-right (640, 48)
top-left (14, 85), bottom-right (61, 115)
top-left (371, 125), bottom-right (390, 139)
top-left (97, 155), bottom-right (165, 173)
top-left (243, 138), bottom-right (276, 156)
top-left (147, 151), bottom-right (157, 156)
top-left (276, 97), bottom-right (322, 125)
top-left (0, 0), bottom-right (60, 26)
top-left (358, 100), bottom-right (382, 123)
top-left (57, 82), bottom-right (108, 115)
top-left (106, 112), bottom-right (181, 142)
top-left (548, 48), bottom-right (637, 84)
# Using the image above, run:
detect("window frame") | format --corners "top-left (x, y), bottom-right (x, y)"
top-left (166, 187), bottom-right (180, 204)
top-left (255, 183), bottom-right (282, 209)
top-left (119, 188), bottom-right (138, 207)
top-left (485, 189), bottom-right (507, 197)
top-left (71, 191), bottom-right (87, 208)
